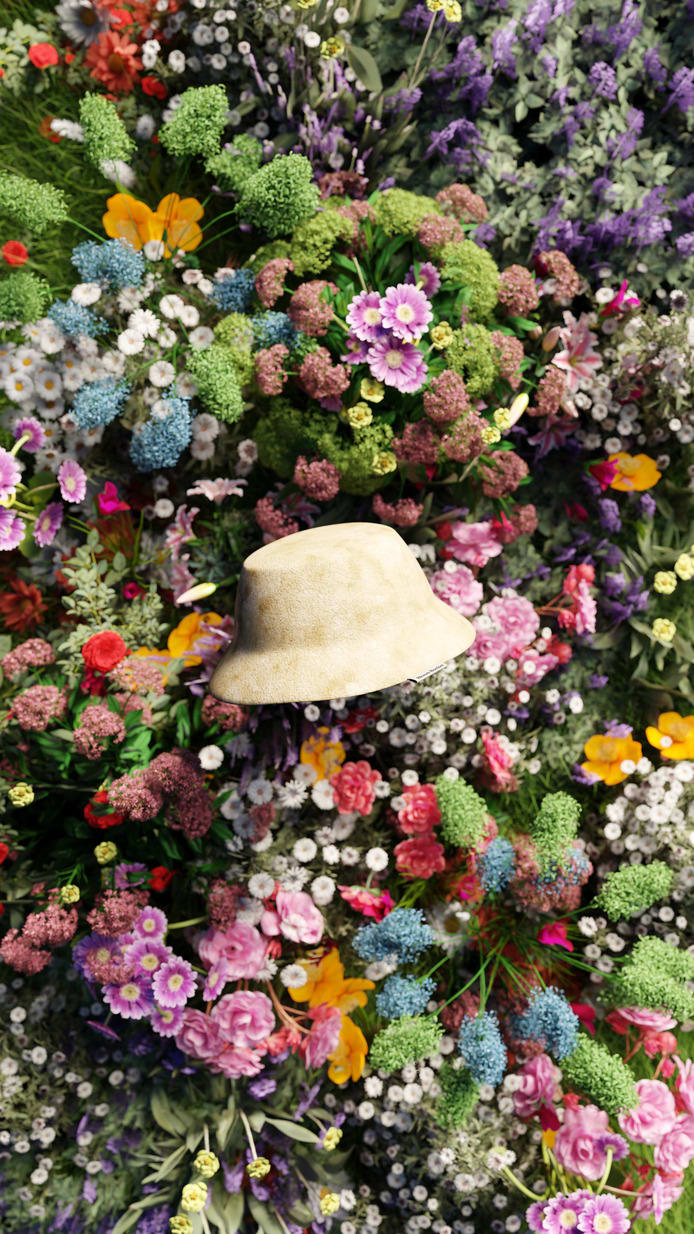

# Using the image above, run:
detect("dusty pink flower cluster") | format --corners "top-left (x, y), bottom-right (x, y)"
top-left (108, 750), bottom-right (214, 838)
top-left (288, 280), bottom-right (337, 337)
top-left (436, 183), bottom-right (488, 223)
top-left (479, 450), bottom-right (529, 498)
top-left (73, 703), bottom-right (127, 760)
top-left (109, 657), bottom-right (167, 695)
top-left (11, 683), bottom-right (68, 731)
top-left (255, 257), bottom-right (294, 308)
top-left (0, 901), bottom-right (78, 974)
top-left (417, 214), bottom-right (464, 252)
top-left (529, 364), bottom-right (567, 417)
top-left (498, 265), bottom-right (540, 315)
top-left (536, 249), bottom-right (580, 301)
top-left (1, 637), bottom-right (54, 681)
top-left (423, 369), bottom-right (471, 424)
top-left (392, 420), bottom-right (439, 465)
top-left (372, 494), bottom-right (424, 528)
top-left (491, 330), bottom-right (525, 390)
top-left (201, 695), bottom-right (247, 732)
top-left (86, 888), bottom-right (149, 936)
top-left (254, 495), bottom-right (300, 541)
top-left (440, 412), bottom-right (484, 464)
top-left (297, 347), bottom-right (350, 407)
top-left (255, 343), bottom-right (289, 396)
top-left (293, 455), bottom-right (341, 501)
top-left (207, 878), bottom-right (244, 929)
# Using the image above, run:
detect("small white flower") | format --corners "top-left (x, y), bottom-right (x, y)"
top-left (311, 875), bottom-right (335, 905)
top-left (135, 114), bottom-right (156, 139)
top-left (247, 778), bottom-right (274, 804)
top-left (159, 293), bottom-right (185, 319)
top-left (168, 50), bottom-right (186, 72)
top-left (276, 780), bottom-right (308, 809)
top-left (179, 305), bottom-right (200, 328)
top-left (143, 239), bottom-right (165, 261)
top-left (189, 325), bottom-right (214, 350)
top-left (364, 1076), bottom-right (383, 1097)
top-left (280, 963), bottom-right (306, 988)
top-left (248, 872), bottom-right (275, 899)
top-left (153, 498), bottom-right (174, 519)
top-left (128, 308), bottom-right (160, 338)
top-left (118, 287), bottom-right (144, 312)
top-left (293, 837), bottom-right (317, 862)
top-left (71, 283), bottom-right (102, 306)
top-left (357, 1100), bottom-right (375, 1119)
top-left (192, 412), bottom-right (220, 442)
top-left (191, 438), bottom-right (215, 460)
top-left (322, 844), bottom-right (340, 865)
top-left (199, 745), bottom-right (224, 771)
top-left (293, 764), bottom-right (318, 786)
top-left (312, 779), bottom-right (335, 809)
top-left (117, 328), bottom-right (145, 356)
top-left (365, 847), bottom-right (388, 872)
top-left (157, 326), bottom-right (177, 348)
top-left (340, 846), bottom-right (360, 866)
top-left (149, 360), bottom-right (176, 387)
top-left (304, 703), bottom-right (321, 722)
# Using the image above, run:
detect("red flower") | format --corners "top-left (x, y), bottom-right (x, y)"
top-left (2, 241), bottom-right (28, 266)
top-left (123, 582), bottom-right (145, 600)
top-left (0, 579), bottom-right (46, 633)
top-left (84, 31), bottom-right (142, 94)
top-left (338, 886), bottom-right (394, 920)
top-left (436, 521), bottom-right (453, 541)
top-left (141, 75), bottom-right (167, 99)
top-left (397, 783), bottom-right (441, 835)
top-left (84, 791), bottom-right (126, 830)
top-left (394, 834), bottom-right (446, 879)
top-left (588, 459), bottom-right (618, 491)
top-left (82, 630), bottom-right (128, 673)
top-left (149, 866), bottom-right (174, 892)
top-left (28, 43), bottom-right (59, 69)
top-left (546, 635), bottom-right (572, 665)
top-left (538, 920), bottom-right (574, 951)
top-left (330, 760), bottom-right (380, 816)
top-left (38, 115), bottom-right (62, 143)
top-left (98, 481), bottom-right (130, 515)
top-left (564, 502), bottom-right (589, 522)
top-left (571, 1002), bottom-right (597, 1035)
top-left (341, 705), bottom-right (379, 734)
top-left (0, 842), bottom-right (9, 864)
top-left (563, 563), bottom-right (595, 595)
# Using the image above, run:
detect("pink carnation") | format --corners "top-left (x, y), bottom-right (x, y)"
top-left (211, 990), bottom-right (275, 1047)
top-left (554, 1104), bottom-right (614, 1181)
top-left (301, 1006), bottom-right (342, 1068)
top-left (513, 1053), bottom-right (561, 1119)
top-left (175, 1008), bottom-right (223, 1061)
top-left (261, 889), bottom-right (324, 945)
top-left (618, 1006), bottom-right (677, 1033)
top-left (446, 520), bottom-right (503, 568)
top-left (397, 783), bottom-right (441, 835)
top-left (198, 921), bottom-right (267, 980)
top-left (330, 760), bottom-right (381, 815)
top-left (430, 564), bottom-right (483, 617)
top-left (618, 1080), bottom-right (677, 1145)
top-left (394, 833), bottom-right (446, 879)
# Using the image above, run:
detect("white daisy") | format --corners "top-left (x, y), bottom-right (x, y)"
top-left (159, 293), bottom-right (185, 319)
top-left (71, 283), bottom-right (102, 307)
top-left (179, 305), bottom-right (200, 328)
top-left (311, 779), bottom-right (334, 809)
top-left (128, 309), bottom-right (160, 338)
top-left (248, 873), bottom-right (275, 899)
top-left (276, 780), bottom-right (308, 809)
top-left (117, 328), bottom-right (145, 356)
top-left (199, 745), bottom-right (224, 771)
top-left (192, 413), bottom-right (220, 442)
top-left (33, 370), bottom-right (62, 399)
top-left (190, 439), bottom-right (215, 461)
top-left (143, 240), bottom-right (165, 262)
top-left (247, 778), bottom-right (274, 805)
top-left (117, 287), bottom-right (144, 312)
top-left (4, 373), bottom-right (34, 402)
top-left (148, 360), bottom-right (176, 387)
top-left (176, 372), bottom-right (198, 397)
top-left (292, 837), bottom-right (317, 862)
top-left (310, 876), bottom-right (335, 905)
top-left (189, 325), bottom-right (214, 350)
top-left (157, 327), bottom-right (177, 348)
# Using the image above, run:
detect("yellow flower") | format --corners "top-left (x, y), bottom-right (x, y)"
top-left (103, 192), bottom-right (204, 256)
top-left (481, 425), bottom-right (501, 446)
top-left (180, 1182), bottom-right (207, 1213)
top-left (443, 0), bottom-right (462, 19)
top-left (646, 712), bottom-right (694, 761)
top-left (542, 1128), bottom-right (557, 1150)
top-left (319, 1191), bottom-right (341, 1216)
top-left (508, 393), bottom-right (529, 425)
top-left (581, 734), bottom-right (643, 786)
top-left (346, 401), bottom-right (373, 429)
top-left (674, 553), bottom-right (694, 581)
top-left (8, 782), bottom-right (34, 806)
top-left (300, 727), bottom-right (346, 780)
top-left (608, 452), bottom-right (661, 492)
top-left (176, 582), bottom-right (218, 605)
top-left (169, 1219), bottom-right (193, 1234)
top-left (94, 842), bottom-right (117, 865)
top-left (328, 1015), bottom-right (369, 1084)
top-left (60, 884), bottom-right (80, 905)
top-left (654, 571), bottom-right (677, 595)
top-left (323, 1126), bottom-right (343, 1151)
top-left (360, 377), bottom-right (384, 403)
top-left (494, 407), bottom-right (512, 430)
top-left (371, 450), bottom-right (397, 475)
top-left (247, 1157), bottom-right (272, 1179)
top-left (430, 322), bottom-right (454, 349)
top-left (289, 948), bottom-right (374, 1014)
top-left (426, 0), bottom-right (444, 10)
top-left (137, 611), bottom-right (226, 670)
top-left (652, 618), bottom-right (676, 644)
top-left (193, 1150), bottom-right (220, 1178)
top-left (320, 36), bottom-right (344, 58)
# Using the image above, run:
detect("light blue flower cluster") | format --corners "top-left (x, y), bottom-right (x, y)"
top-left (353, 908), bottom-right (433, 966)
top-left (252, 310), bottom-right (298, 350)
top-left (514, 987), bottom-right (579, 1060)
top-left (457, 1011), bottom-right (507, 1086)
top-left (71, 379), bottom-right (130, 430)
top-left (376, 974), bottom-right (436, 1020)
top-left (478, 836), bottom-right (516, 893)
top-left (210, 268), bottom-right (256, 312)
top-left (48, 300), bottom-right (107, 340)
top-left (129, 389), bottom-right (193, 472)
top-left (71, 239), bottom-right (145, 291)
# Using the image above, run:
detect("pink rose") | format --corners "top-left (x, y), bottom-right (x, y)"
top-left (513, 1054), bottom-right (561, 1119)
top-left (554, 1104), bottom-right (612, 1181)
top-left (654, 1116), bottom-right (694, 1174)
top-left (175, 1008), bottom-right (223, 1061)
top-left (618, 1079), bottom-right (677, 1145)
top-left (330, 760), bottom-right (380, 815)
top-left (272, 889), bottom-right (324, 944)
top-left (618, 1006), bottom-right (677, 1032)
top-left (211, 1045), bottom-right (266, 1079)
top-left (338, 885), bottom-right (394, 921)
top-left (447, 520), bottom-right (503, 568)
top-left (397, 783), bottom-right (441, 835)
top-left (198, 921), bottom-right (267, 980)
top-left (675, 1056), bottom-right (694, 1116)
top-left (430, 564), bottom-right (484, 617)
top-left (211, 990), bottom-right (275, 1048)
top-left (301, 1006), bottom-right (342, 1068)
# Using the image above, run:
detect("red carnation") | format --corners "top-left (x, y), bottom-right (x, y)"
top-left (2, 241), bottom-right (28, 266)
top-left (397, 783), bottom-right (441, 835)
top-left (141, 76), bottom-right (167, 99)
top-left (330, 760), bottom-right (381, 816)
top-left (0, 842), bottom-right (9, 864)
top-left (149, 866), bottom-right (174, 892)
top-left (84, 791), bottom-right (126, 830)
top-left (28, 43), bottom-right (59, 69)
top-left (394, 834), bottom-right (446, 879)
top-left (82, 630), bottom-right (128, 673)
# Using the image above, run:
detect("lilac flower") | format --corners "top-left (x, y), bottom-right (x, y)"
top-left (126, 937), bottom-right (171, 977)
top-left (0, 508), bottom-right (26, 551)
top-left (33, 501), bottom-right (63, 548)
top-left (367, 337), bottom-right (427, 393)
top-left (589, 61), bottom-right (618, 100)
top-left (133, 906), bottom-right (168, 940)
top-left (597, 498), bottom-right (621, 533)
top-left (491, 19), bottom-right (519, 76)
top-left (542, 1192), bottom-right (591, 1234)
top-left (114, 861), bottom-right (149, 889)
top-left (58, 458), bottom-right (87, 503)
top-left (379, 283), bottom-right (432, 340)
top-left (151, 1005), bottom-right (184, 1037)
top-left (152, 956), bottom-right (197, 1008)
top-left (665, 66), bottom-right (694, 115)
top-left (0, 447), bottom-right (22, 500)
top-left (346, 290), bottom-right (384, 342)
top-left (577, 1193), bottom-right (631, 1234)
top-left (13, 416), bottom-right (46, 452)
top-left (639, 493), bottom-right (656, 518)
top-left (406, 261), bottom-right (441, 298)
top-left (103, 976), bottom-right (153, 1020)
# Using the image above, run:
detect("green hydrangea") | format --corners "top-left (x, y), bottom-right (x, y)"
top-left (0, 172), bottom-right (68, 235)
top-left (445, 323), bottom-right (499, 399)
top-left (435, 1065), bottom-right (479, 1129)
top-left (596, 862), bottom-right (674, 921)
top-left (438, 240), bottom-right (499, 320)
top-left (246, 240), bottom-right (292, 274)
top-left (187, 346), bottom-right (244, 422)
top-left (435, 775), bottom-right (487, 849)
top-left (287, 211), bottom-right (354, 277)
top-left (369, 1015), bottom-right (443, 1074)
top-left (160, 86), bottom-right (229, 160)
top-left (561, 1038), bottom-right (637, 1116)
top-left (205, 135), bottom-right (263, 193)
top-left (530, 792), bottom-right (582, 866)
top-left (254, 399), bottom-right (394, 496)
top-left (238, 154), bottom-right (319, 238)
top-left (213, 313), bottom-right (254, 384)
top-left (79, 95), bottom-right (134, 171)
top-left (0, 272), bottom-right (51, 323)
top-left (606, 936), bottom-right (694, 1021)
top-left (372, 188), bottom-right (441, 237)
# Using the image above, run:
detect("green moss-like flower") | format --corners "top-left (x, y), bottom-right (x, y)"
top-left (438, 240), bottom-right (499, 320)
top-left (435, 775), bottom-right (487, 849)
top-left (213, 313), bottom-right (254, 384)
top-left (561, 1037), bottom-right (637, 1116)
top-left (160, 85), bottom-right (229, 160)
top-left (287, 211), bottom-right (354, 277)
top-left (596, 862), bottom-right (674, 921)
top-left (0, 172), bottom-right (68, 235)
top-left (246, 240), bottom-right (292, 274)
top-left (79, 95), bottom-right (134, 171)
top-left (435, 1064), bottom-right (480, 1129)
top-left (530, 791), bottom-right (582, 866)
top-left (239, 154), bottom-right (319, 239)
top-left (0, 272), bottom-right (51, 323)
top-left (205, 135), bottom-right (263, 193)
top-left (606, 936), bottom-right (694, 1021)
top-left (445, 323), bottom-right (499, 399)
top-left (187, 345), bottom-right (244, 422)
top-left (369, 1015), bottom-right (443, 1074)
top-left (253, 398), bottom-right (393, 495)
top-left (372, 188), bottom-right (441, 237)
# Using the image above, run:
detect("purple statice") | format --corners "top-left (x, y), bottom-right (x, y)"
top-left (248, 1075), bottom-right (278, 1099)
top-left (639, 492), bottom-right (656, 518)
top-left (425, 117), bottom-right (487, 169)
top-left (383, 86), bottom-right (422, 115)
top-left (606, 107), bottom-right (644, 161)
top-left (491, 19), bottom-right (519, 76)
top-left (676, 232), bottom-right (694, 257)
top-left (430, 36), bottom-right (493, 114)
top-left (366, 337), bottom-right (427, 393)
top-left (664, 66), bottom-right (694, 115)
top-left (588, 61), bottom-right (618, 99)
top-left (522, 0), bottom-right (553, 54)
top-left (592, 175), bottom-right (615, 202)
top-left (152, 956), bottom-right (197, 1008)
top-left (13, 416), bottom-right (45, 452)
top-left (33, 501), bottom-right (63, 548)
top-left (643, 46), bottom-right (667, 87)
top-left (676, 193), bottom-right (694, 222)
top-left (379, 283), bottom-right (432, 340)
top-left (346, 289), bottom-right (383, 342)
top-left (603, 573), bottom-right (626, 599)
top-left (589, 673), bottom-right (609, 688)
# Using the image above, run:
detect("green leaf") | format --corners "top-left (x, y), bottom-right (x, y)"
top-left (344, 44), bottom-right (382, 93)
top-left (151, 1089), bottom-right (188, 1136)
top-left (248, 1197), bottom-right (285, 1234)
top-left (110, 1194), bottom-right (165, 1234)
top-left (142, 1143), bottom-right (188, 1184)
top-left (264, 1117), bottom-right (319, 1144)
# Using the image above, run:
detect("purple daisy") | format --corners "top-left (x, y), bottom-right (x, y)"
top-left (340, 336), bottom-right (371, 366)
top-left (114, 861), bottom-right (149, 890)
top-left (103, 975), bottom-right (153, 1020)
top-left (346, 290), bottom-right (384, 342)
top-left (406, 260), bottom-right (441, 298)
top-left (0, 509), bottom-right (26, 551)
top-left (525, 1200), bottom-right (549, 1233)
top-left (202, 958), bottom-right (230, 1002)
top-left (33, 501), bottom-right (63, 548)
top-left (152, 956), bottom-right (197, 1008)
top-left (0, 447), bottom-right (22, 501)
top-left (13, 417), bottom-right (46, 453)
top-left (542, 1192), bottom-right (589, 1234)
top-left (126, 937), bottom-right (171, 977)
top-left (577, 1195), bottom-right (631, 1234)
top-left (133, 906), bottom-right (168, 940)
top-left (58, 458), bottom-right (87, 503)
top-left (367, 337), bottom-right (428, 393)
top-left (151, 1004), bottom-right (184, 1037)
top-left (73, 932), bottom-right (118, 977)
top-left (379, 283), bottom-right (433, 340)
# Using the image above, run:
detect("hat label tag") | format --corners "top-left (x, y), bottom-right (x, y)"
top-left (408, 661), bottom-right (447, 683)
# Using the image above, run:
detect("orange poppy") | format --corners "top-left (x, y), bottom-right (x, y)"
top-left (289, 948), bottom-right (374, 1015)
top-left (136, 612), bottom-right (225, 670)
top-left (581, 733), bottom-right (643, 786)
top-left (645, 712), bottom-right (694, 761)
top-left (328, 1015), bottom-right (369, 1084)
top-left (102, 192), bottom-right (203, 255)
top-left (608, 452), bottom-right (661, 492)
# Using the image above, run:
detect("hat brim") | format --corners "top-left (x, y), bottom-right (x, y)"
top-left (208, 597), bottom-right (475, 704)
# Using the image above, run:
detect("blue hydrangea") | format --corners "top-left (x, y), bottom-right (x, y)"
top-left (71, 239), bottom-right (145, 291)
top-left (353, 908), bottom-right (434, 966)
top-left (457, 1011), bottom-right (507, 1087)
top-left (210, 267), bottom-right (256, 312)
top-left (478, 837), bottom-right (515, 894)
top-left (48, 299), bottom-right (107, 340)
top-left (129, 389), bottom-right (193, 471)
top-left (252, 310), bottom-right (297, 350)
top-left (514, 987), bottom-right (579, 1061)
top-left (71, 379), bottom-right (130, 430)
top-left (376, 975), bottom-right (436, 1020)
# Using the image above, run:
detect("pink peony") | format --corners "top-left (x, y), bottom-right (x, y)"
top-left (394, 833), bottom-right (446, 879)
top-left (338, 886), bottom-right (394, 921)
top-left (675, 1056), bottom-right (694, 1116)
top-left (212, 1045), bottom-right (267, 1079)
top-left (175, 1008), bottom-right (223, 1061)
top-left (301, 1006), bottom-right (342, 1068)
top-left (618, 1079), bottom-right (677, 1145)
top-left (397, 783), bottom-right (441, 835)
top-left (211, 990), bottom-right (275, 1047)
top-left (430, 564), bottom-right (483, 617)
top-left (618, 1006), bottom-right (677, 1033)
top-left (330, 760), bottom-right (381, 815)
top-left (261, 889), bottom-right (324, 945)
top-left (446, 520), bottom-right (503, 568)
top-left (197, 921), bottom-right (267, 979)
top-left (513, 1053), bottom-right (561, 1120)
top-left (554, 1104), bottom-right (614, 1181)
top-left (654, 1116), bottom-right (694, 1174)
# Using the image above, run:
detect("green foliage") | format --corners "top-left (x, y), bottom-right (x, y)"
top-left (159, 85), bottom-right (229, 160)
top-left (79, 94), bottom-right (135, 171)
top-left (606, 936), bottom-right (694, 1021)
top-left (238, 153), bottom-right (320, 238)
top-left (205, 134), bottom-right (263, 193)
top-left (287, 210), bottom-right (356, 276)
top-left (0, 271), bottom-right (51, 323)
top-left (253, 397), bottom-right (394, 496)
top-left (369, 1014), bottom-right (444, 1073)
top-left (435, 775), bottom-right (488, 849)
top-left (530, 791), bottom-right (582, 865)
top-left (435, 1064), bottom-right (480, 1129)
top-left (0, 171), bottom-right (68, 234)
top-left (372, 188), bottom-right (441, 237)
top-left (187, 345), bottom-right (245, 422)
top-left (444, 322), bottom-right (500, 398)
top-left (596, 861), bottom-right (674, 920)
top-left (438, 240), bottom-right (499, 320)
top-left (213, 312), bottom-right (255, 384)
top-left (561, 1037), bottom-right (638, 1116)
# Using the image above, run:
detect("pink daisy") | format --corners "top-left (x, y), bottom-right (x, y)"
top-left (346, 290), bottom-right (384, 342)
top-left (0, 448), bottom-right (22, 501)
top-left (152, 956), bottom-right (197, 1008)
top-left (379, 283), bottom-right (433, 340)
top-left (58, 458), bottom-right (87, 503)
top-left (202, 959), bottom-right (231, 1003)
top-left (151, 1004), bottom-right (185, 1037)
top-left (103, 976), bottom-right (153, 1020)
top-left (367, 337), bottom-right (428, 393)
top-left (126, 937), bottom-right (171, 977)
top-left (577, 1194), bottom-right (631, 1234)
top-left (406, 260), bottom-right (441, 298)
top-left (33, 501), bottom-right (63, 548)
top-left (133, 906), bottom-right (168, 940)
top-left (13, 417), bottom-right (46, 452)
top-left (0, 509), bottom-right (26, 551)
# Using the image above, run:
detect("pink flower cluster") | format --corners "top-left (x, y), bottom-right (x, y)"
top-left (73, 703), bottom-right (127, 760)
top-left (535, 249), bottom-right (580, 301)
top-left (498, 265), bottom-right (540, 315)
top-left (436, 183), bottom-right (488, 223)
top-left (529, 364), bottom-right (567, 417)
top-left (423, 370), bottom-right (471, 424)
top-left (297, 347), bottom-right (350, 409)
top-left (255, 257), bottom-right (294, 307)
top-left (288, 280), bottom-right (337, 336)
top-left (11, 683), bottom-right (68, 731)
top-left (255, 343), bottom-right (289, 395)
top-left (0, 900), bottom-right (78, 974)
top-left (254, 495), bottom-right (300, 542)
top-left (491, 330), bottom-right (524, 390)
top-left (393, 781), bottom-right (445, 879)
top-left (473, 593), bottom-right (540, 663)
top-left (417, 214), bottom-right (464, 251)
top-left (201, 695), bottom-right (247, 732)
top-left (445, 520), bottom-right (504, 568)
top-left (108, 749), bottom-right (214, 839)
top-left (430, 563), bottom-right (483, 617)
top-left (478, 450), bottom-right (529, 499)
top-left (372, 494), bottom-right (424, 528)
top-left (392, 420), bottom-right (438, 465)
top-left (293, 455), bottom-right (341, 501)
top-left (330, 760), bottom-right (381, 816)
top-left (1, 637), bottom-right (54, 681)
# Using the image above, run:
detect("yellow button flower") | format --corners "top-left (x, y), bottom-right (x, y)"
top-left (346, 401), bottom-right (373, 429)
top-left (652, 618), bottom-right (676, 644)
top-left (247, 1157), bottom-right (271, 1179)
top-left (646, 712), bottom-right (694, 760)
top-left (180, 1182), bottom-right (207, 1213)
top-left (372, 451), bottom-right (397, 475)
top-left (443, 0), bottom-right (462, 19)
top-left (608, 452), bottom-right (661, 492)
top-left (360, 377), bottom-right (384, 403)
top-left (193, 1150), bottom-right (220, 1178)
top-left (94, 842), bottom-right (117, 865)
top-left (321, 36), bottom-right (344, 58)
top-left (581, 734), bottom-right (643, 786)
top-left (481, 425), bottom-right (501, 446)
top-left (674, 553), bottom-right (694, 581)
top-left (169, 1219), bottom-right (193, 1234)
top-left (654, 571), bottom-right (677, 595)
top-left (319, 1191), bottom-right (341, 1216)
top-left (8, 782), bottom-right (34, 806)
top-left (323, 1126), bottom-right (343, 1151)
top-left (430, 322), bottom-right (454, 349)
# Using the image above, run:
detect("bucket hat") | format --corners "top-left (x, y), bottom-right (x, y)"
top-left (209, 522), bottom-right (475, 704)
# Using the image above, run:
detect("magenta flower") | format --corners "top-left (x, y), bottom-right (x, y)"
top-left (538, 920), bottom-right (574, 951)
top-left (379, 283), bottom-right (433, 340)
top-left (133, 906), bottom-right (168, 940)
top-left (58, 458), bottom-right (87, 503)
top-left (618, 1079), bottom-right (677, 1145)
top-left (103, 976), bottom-right (153, 1020)
top-left (202, 958), bottom-right (231, 1003)
top-left (346, 290), bottom-right (384, 342)
top-left (13, 417), bottom-right (46, 452)
top-left (98, 481), bottom-right (130, 515)
top-left (152, 956), bottom-right (197, 1008)
top-left (0, 509), bottom-right (26, 551)
top-left (151, 1004), bottom-right (184, 1037)
top-left (367, 337), bottom-right (428, 393)
top-left (577, 1194), bottom-right (631, 1234)
top-left (126, 937), bottom-right (171, 977)
top-left (406, 261), bottom-right (441, 298)
top-left (33, 501), bottom-right (63, 548)
top-left (542, 1192), bottom-right (592, 1234)
top-left (0, 448), bottom-right (22, 501)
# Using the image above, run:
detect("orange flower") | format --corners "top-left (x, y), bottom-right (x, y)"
top-left (136, 612), bottom-right (225, 670)
top-left (608, 452), bottom-right (661, 492)
top-left (581, 733), bottom-right (643, 786)
top-left (300, 727), bottom-right (346, 781)
top-left (153, 193), bottom-right (204, 256)
top-left (103, 194), bottom-right (160, 250)
top-left (85, 31), bottom-right (142, 94)
top-left (289, 947), bottom-right (374, 1014)
top-left (328, 1015), bottom-right (368, 1084)
top-left (645, 712), bottom-right (694, 761)
top-left (102, 192), bottom-right (203, 255)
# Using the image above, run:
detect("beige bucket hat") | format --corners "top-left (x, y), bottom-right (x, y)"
top-left (209, 522), bottom-right (475, 704)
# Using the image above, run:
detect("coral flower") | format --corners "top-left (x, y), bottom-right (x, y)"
top-left (85, 31), bottom-right (142, 94)
top-left (103, 193), bottom-right (204, 255)
top-left (581, 733), bottom-right (643, 785)
top-left (608, 452), bottom-right (661, 492)
top-left (289, 948), bottom-right (374, 1014)
top-left (646, 712), bottom-right (694, 760)
top-left (327, 1014), bottom-right (368, 1084)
